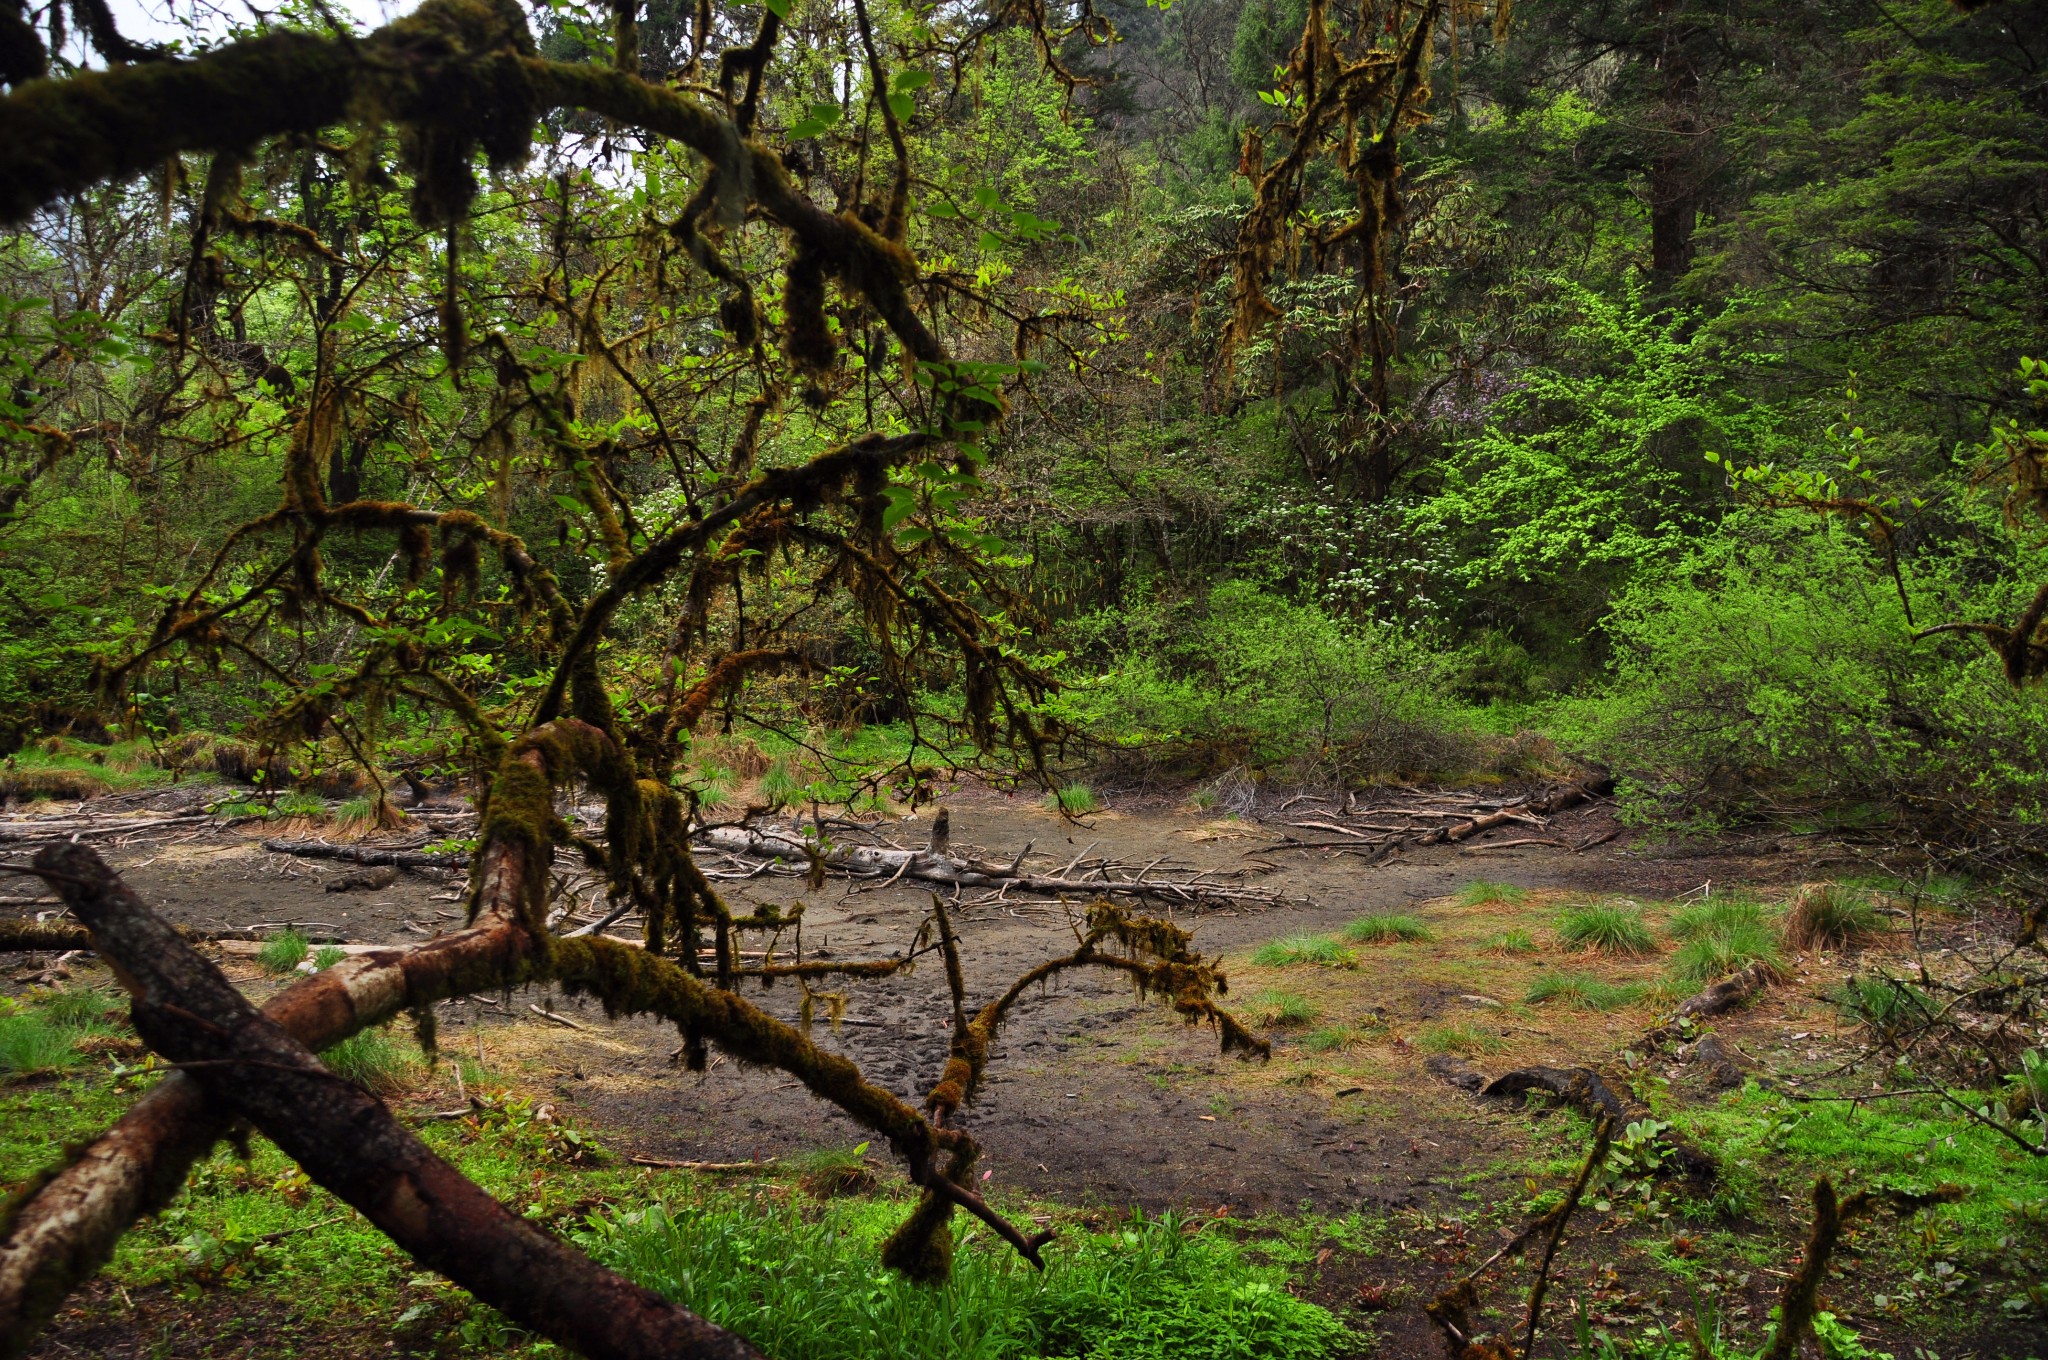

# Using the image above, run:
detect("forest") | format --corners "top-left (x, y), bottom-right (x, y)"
top-left (0, 0), bottom-right (2046, 1355)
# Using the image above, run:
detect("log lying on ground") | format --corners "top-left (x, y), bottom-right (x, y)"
top-left (0, 918), bottom-right (91, 951)
top-left (694, 825), bottom-right (1294, 907)
top-left (1673, 960), bottom-right (1777, 1021)
top-left (35, 841), bottom-right (763, 1360)
top-left (1480, 1065), bottom-right (1717, 1179)
top-left (1255, 779), bottom-right (1613, 861)
top-left (262, 839), bottom-right (468, 870)
top-left (0, 812), bottom-right (218, 842)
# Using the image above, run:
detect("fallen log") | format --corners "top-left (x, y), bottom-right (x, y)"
top-left (1673, 960), bottom-right (1777, 1021)
top-left (0, 813), bottom-right (217, 842)
top-left (1480, 1064), bottom-right (1717, 1179)
top-left (43, 841), bottom-right (764, 1360)
top-left (262, 839), bottom-right (467, 870)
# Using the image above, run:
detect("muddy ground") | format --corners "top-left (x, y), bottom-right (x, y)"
top-left (3, 783), bottom-right (1870, 1215)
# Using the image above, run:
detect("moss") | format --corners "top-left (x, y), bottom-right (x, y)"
top-left (878, 1190), bottom-right (955, 1283)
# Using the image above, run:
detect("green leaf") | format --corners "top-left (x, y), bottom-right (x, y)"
top-left (763, 0), bottom-right (790, 17)
top-left (892, 70), bottom-right (932, 92)
top-left (887, 91), bottom-right (914, 121)
top-left (977, 230), bottom-right (1004, 252)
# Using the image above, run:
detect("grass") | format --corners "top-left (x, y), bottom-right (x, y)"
top-left (1482, 928), bottom-right (1539, 955)
top-left (1337, 912), bottom-right (1433, 944)
top-left (1554, 901), bottom-right (1655, 956)
top-left (35, 985), bottom-right (121, 1031)
top-left (318, 1028), bottom-right (420, 1095)
top-left (1666, 897), bottom-right (1771, 942)
top-left (1834, 974), bottom-right (1936, 1040)
top-left (1249, 935), bottom-right (1354, 968)
top-left (0, 1012), bottom-right (83, 1079)
top-left (1524, 973), bottom-right (1645, 1012)
top-left (1670, 920), bottom-right (1785, 985)
top-left (311, 945), bottom-right (348, 970)
top-left (1043, 782), bottom-right (1099, 815)
top-left (578, 1200), bottom-right (1354, 1360)
top-left (792, 1143), bottom-right (880, 1198)
top-left (257, 929), bottom-right (311, 975)
top-left (1785, 883), bottom-right (1883, 949)
top-left (1244, 989), bottom-right (1319, 1029)
top-left (1301, 1023), bottom-right (1376, 1053)
top-left (1453, 880), bottom-right (1527, 908)
top-left (1414, 1021), bottom-right (1503, 1056)
top-left (272, 790), bottom-right (327, 818)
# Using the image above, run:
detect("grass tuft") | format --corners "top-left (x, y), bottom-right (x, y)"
top-left (792, 1144), bottom-right (879, 1199)
top-left (1250, 935), bottom-right (1355, 968)
top-left (1555, 901), bottom-right (1655, 955)
top-left (1524, 973), bottom-right (1645, 1011)
top-left (0, 1013), bottom-right (83, 1079)
top-left (1337, 913), bottom-right (1433, 945)
top-left (35, 986), bottom-right (121, 1031)
top-left (312, 945), bottom-right (348, 971)
top-left (1043, 782), bottom-right (1099, 815)
top-left (257, 929), bottom-right (310, 975)
top-left (1667, 897), bottom-right (1771, 942)
top-left (1482, 928), bottom-right (1539, 956)
top-left (1785, 883), bottom-right (1882, 949)
top-left (1245, 989), bottom-right (1319, 1029)
top-left (1670, 920), bottom-right (1785, 984)
top-left (1415, 1021), bottom-right (1503, 1056)
top-left (1454, 880), bottom-right (1528, 909)
top-left (1835, 974), bottom-right (1936, 1040)
top-left (319, 1028), bottom-right (420, 1095)
top-left (1301, 1022), bottom-right (1377, 1053)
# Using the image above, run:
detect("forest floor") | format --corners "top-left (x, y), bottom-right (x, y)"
top-left (5, 783), bottom-right (2045, 1359)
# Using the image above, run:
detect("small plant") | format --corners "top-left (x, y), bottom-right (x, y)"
top-left (1338, 913), bottom-right (1433, 945)
top-left (1835, 973), bottom-right (1936, 1041)
top-left (1785, 883), bottom-right (1882, 949)
top-left (1667, 897), bottom-right (1771, 942)
top-left (1302, 1022), bottom-right (1376, 1053)
top-left (257, 929), bottom-right (310, 975)
top-left (35, 985), bottom-right (120, 1031)
top-left (212, 798), bottom-right (272, 819)
top-left (1555, 902), bottom-right (1655, 955)
top-left (758, 756), bottom-right (807, 809)
top-left (333, 795), bottom-right (398, 832)
top-left (793, 1141), bottom-right (878, 1198)
top-left (312, 945), bottom-right (348, 970)
top-left (1454, 880), bottom-right (1528, 909)
top-left (1043, 782), bottom-right (1099, 814)
top-left (1525, 973), bottom-right (1644, 1011)
top-left (319, 1027), bottom-right (420, 1095)
top-left (1415, 1021), bottom-right (1503, 1056)
top-left (0, 1013), bottom-right (83, 1079)
top-left (1670, 919), bottom-right (1785, 984)
top-left (1246, 989), bottom-right (1319, 1029)
top-left (1482, 928), bottom-right (1539, 955)
top-left (1251, 935), bottom-right (1355, 968)
top-left (272, 790), bottom-right (327, 819)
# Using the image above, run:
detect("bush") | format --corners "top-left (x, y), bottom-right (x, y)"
top-left (1561, 512), bottom-right (2048, 851)
top-left (1337, 913), bottom-right (1433, 944)
top-left (1249, 935), bottom-right (1353, 968)
top-left (1555, 902), bottom-right (1655, 955)
top-left (258, 929), bottom-right (310, 974)
top-left (1525, 973), bottom-right (1644, 1011)
top-left (1785, 883), bottom-right (1882, 950)
top-left (578, 1200), bottom-right (1354, 1360)
top-left (1054, 582), bottom-right (1492, 782)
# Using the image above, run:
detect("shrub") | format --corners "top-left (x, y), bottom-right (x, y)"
top-left (1525, 973), bottom-right (1644, 1011)
top-left (1670, 920), bottom-right (1785, 984)
top-left (257, 929), bottom-right (310, 974)
top-left (1245, 989), bottom-right (1318, 1029)
top-left (1482, 929), bottom-right (1539, 955)
top-left (579, 1200), bottom-right (1353, 1360)
top-left (1250, 935), bottom-right (1354, 968)
top-left (1454, 881), bottom-right (1527, 909)
top-left (1337, 913), bottom-right (1433, 944)
top-left (1415, 1021), bottom-right (1503, 1056)
top-left (0, 1013), bottom-right (82, 1079)
top-left (1043, 783), bottom-right (1099, 815)
top-left (1785, 883), bottom-right (1882, 949)
top-left (319, 1028), bottom-right (419, 1095)
top-left (1555, 902), bottom-right (1655, 955)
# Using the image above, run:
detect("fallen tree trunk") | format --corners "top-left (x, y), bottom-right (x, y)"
top-left (262, 839), bottom-right (468, 870)
top-left (39, 841), bottom-right (763, 1360)
top-left (0, 813), bottom-right (217, 842)
top-left (1481, 1065), bottom-right (1717, 1180)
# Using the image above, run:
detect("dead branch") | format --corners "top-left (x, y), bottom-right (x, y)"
top-left (0, 918), bottom-right (91, 951)
top-left (262, 839), bottom-right (467, 870)
top-left (1760, 1179), bottom-right (1962, 1360)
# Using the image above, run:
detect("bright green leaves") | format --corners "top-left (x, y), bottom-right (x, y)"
top-left (789, 102), bottom-right (841, 140)
top-left (763, 0), bottom-right (790, 20)
top-left (887, 69), bottom-right (932, 122)
top-left (880, 459), bottom-right (1016, 560)
top-left (922, 183), bottom-right (1065, 248)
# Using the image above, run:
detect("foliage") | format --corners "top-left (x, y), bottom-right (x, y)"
top-left (1554, 903), bottom-right (1656, 956)
top-left (1244, 989), bottom-right (1318, 1029)
top-left (1336, 913), bottom-right (1433, 945)
top-left (257, 930), bottom-right (311, 975)
top-left (577, 1201), bottom-right (1354, 1360)
top-left (318, 1027), bottom-right (421, 1096)
top-left (1785, 884), bottom-right (1883, 951)
top-left (1453, 881), bottom-right (1527, 909)
top-left (1249, 935), bottom-right (1354, 968)
top-left (1525, 973), bottom-right (1645, 1012)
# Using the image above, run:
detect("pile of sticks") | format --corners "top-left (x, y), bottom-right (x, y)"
top-left (1252, 780), bottom-right (1616, 862)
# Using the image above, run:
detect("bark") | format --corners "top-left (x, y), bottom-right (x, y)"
top-left (262, 839), bottom-right (469, 870)
top-left (29, 841), bottom-right (762, 1360)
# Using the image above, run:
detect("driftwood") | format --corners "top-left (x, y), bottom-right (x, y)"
top-left (0, 813), bottom-right (217, 842)
top-left (1673, 959), bottom-right (1776, 1020)
top-left (39, 841), bottom-right (763, 1360)
top-left (693, 825), bottom-right (1296, 908)
top-left (1254, 780), bottom-right (1612, 862)
top-left (262, 840), bottom-right (467, 870)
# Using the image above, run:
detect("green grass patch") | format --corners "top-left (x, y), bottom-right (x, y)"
top-left (1555, 902), bottom-right (1655, 955)
top-left (312, 945), bottom-right (348, 970)
top-left (1524, 972), bottom-right (1644, 1011)
top-left (1043, 782), bottom-right (1099, 815)
top-left (1414, 1021), bottom-right (1502, 1056)
top-left (578, 1200), bottom-right (1354, 1360)
top-left (1301, 1023), bottom-right (1376, 1053)
top-left (1482, 928), bottom-right (1539, 955)
top-left (1786, 883), bottom-right (1883, 949)
top-left (1670, 920), bottom-right (1784, 985)
top-left (0, 1012), bottom-right (84, 1079)
top-left (257, 929), bottom-right (311, 974)
top-left (1833, 974), bottom-right (1937, 1040)
top-left (1337, 913), bottom-right (1433, 945)
top-left (1453, 880), bottom-right (1527, 908)
top-left (1245, 989), bottom-right (1318, 1029)
top-left (1249, 935), bottom-right (1354, 968)
top-left (34, 985), bottom-right (122, 1031)
top-left (319, 1028), bottom-right (420, 1095)
top-left (1666, 898), bottom-right (1771, 942)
